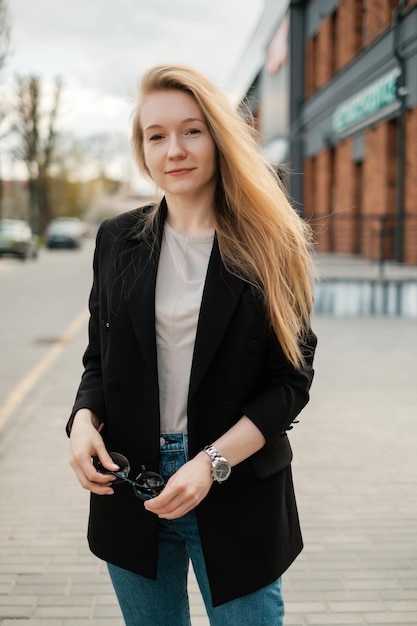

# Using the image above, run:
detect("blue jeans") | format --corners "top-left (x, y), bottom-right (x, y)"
top-left (107, 433), bottom-right (284, 626)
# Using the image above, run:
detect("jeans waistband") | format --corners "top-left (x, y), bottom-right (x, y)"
top-left (159, 433), bottom-right (188, 451)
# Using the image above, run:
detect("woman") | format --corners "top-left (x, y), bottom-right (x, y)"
top-left (68, 65), bottom-right (317, 626)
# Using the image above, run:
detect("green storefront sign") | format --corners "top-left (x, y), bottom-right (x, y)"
top-left (332, 68), bottom-right (400, 135)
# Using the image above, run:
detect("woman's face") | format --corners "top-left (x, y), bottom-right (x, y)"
top-left (140, 89), bottom-right (217, 203)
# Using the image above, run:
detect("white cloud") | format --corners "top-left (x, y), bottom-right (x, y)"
top-left (6, 0), bottom-right (263, 114)
top-left (59, 85), bottom-right (133, 136)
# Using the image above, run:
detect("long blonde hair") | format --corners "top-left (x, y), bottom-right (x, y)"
top-left (131, 65), bottom-right (314, 369)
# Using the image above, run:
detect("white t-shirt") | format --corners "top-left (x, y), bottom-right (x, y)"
top-left (155, 222), bottom-right (214, 433)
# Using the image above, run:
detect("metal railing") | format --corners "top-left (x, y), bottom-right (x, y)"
top-left (307, 212), bottom-right (417, 272)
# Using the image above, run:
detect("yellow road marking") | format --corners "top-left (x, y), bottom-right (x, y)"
top-left (0, 307), bottom-right (89, 430)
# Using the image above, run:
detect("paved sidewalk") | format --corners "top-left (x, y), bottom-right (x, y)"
top-left (1, 314), bottom-right (416, 625)
top-left (313, 252), bottom-right (417, 281)
top-left (284, 316), bottom-right (417, 625)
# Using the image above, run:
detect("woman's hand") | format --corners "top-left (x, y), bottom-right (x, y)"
top-left (144, 451), bottom-right (213, 519)
top-left (144, 416), bottom-right (266, 518)
top-left (69, 409), bottom-right (119, 495)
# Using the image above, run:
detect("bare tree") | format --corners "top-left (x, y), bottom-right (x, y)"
top-left (0, 0), bottom-right (10, 73)
top-left (0, 0), bottom-right (11, 220)
top-left (38, 77), bottom-right (62, 228)
top-left (15, 77), bottom-right (39, 227)
top-left (14, 75), bottom-right (62, 233)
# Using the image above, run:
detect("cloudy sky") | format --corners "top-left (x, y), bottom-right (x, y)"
top-left (4, 0), bottom-right (263, 141)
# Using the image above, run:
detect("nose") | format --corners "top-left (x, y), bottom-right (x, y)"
top-left (167, 134), bottom-right (186, 159)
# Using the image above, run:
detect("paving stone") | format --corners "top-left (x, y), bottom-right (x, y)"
top-left (33, 605), bottom-right (93, 618)
top-left (62, 617), bottom-right (124, 626)
top-left (384, 600), bottom-right (417, 611)
top-left (285, 601), bottom-right (327, 613)
top-left (0, 604), bottom-right (34, 618)
top-left (0, 594), bottom-right (37, 606)
top-left (36, 594), bottom-right (93, 607)
top-left (284, 615), bottom-right (307, 626)
top-left (365, 613), bottom-right (417, 624)
top-left (191, 618), bottom-right (210, 626)
top-left (306, 615), bottom-right (364, 625)
top-left (327, 600), bottom-right (386, 612)
top-left (1, 621), bottom-right (63, 626)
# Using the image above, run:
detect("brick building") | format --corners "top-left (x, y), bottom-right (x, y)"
top-left (231, 0), bottom-right (417, 265)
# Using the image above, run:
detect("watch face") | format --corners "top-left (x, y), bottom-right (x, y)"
top-left (213, 458), bottom-right (231, 482)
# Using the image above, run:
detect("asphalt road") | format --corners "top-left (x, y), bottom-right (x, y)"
top-left (0, 241), bottom-right (95, 424)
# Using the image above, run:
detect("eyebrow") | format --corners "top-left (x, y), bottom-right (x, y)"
top-left (144, 117), bottom-right (206, 132)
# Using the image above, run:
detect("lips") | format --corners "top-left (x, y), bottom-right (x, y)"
top-left (166, 168), bottom-right (195, 175)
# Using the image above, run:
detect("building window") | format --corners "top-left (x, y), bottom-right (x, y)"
top-left (354, 0), bottom-right (365, 54)
top-left (330, 9), bottom-right (337, 76)
top-left (305, 34), bottom-right (317, 97)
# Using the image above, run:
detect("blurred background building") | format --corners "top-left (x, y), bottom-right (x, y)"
top-left (231, 0), bottom-right (417, 266)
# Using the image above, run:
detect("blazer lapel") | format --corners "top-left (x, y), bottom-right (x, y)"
top-left (189, 238), bottom-right (244, 397)
top-left (123, 241), bottom-right (158, 374)
top-left (121, 201), bottom-right (166, 376)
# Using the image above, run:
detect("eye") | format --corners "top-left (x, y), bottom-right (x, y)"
top-left (186, 128), bottom-right (201, 136)
top-left (148, 134), bottom-right (164, 142)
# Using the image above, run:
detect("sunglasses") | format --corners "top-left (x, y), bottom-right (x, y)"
top-left (93, 452), bottom-right (165, 501)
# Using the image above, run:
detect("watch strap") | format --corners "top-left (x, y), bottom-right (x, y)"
top-left (204, 444), bottom-right (222, 462)
top-left (203, 445), bottom-right (231, 482)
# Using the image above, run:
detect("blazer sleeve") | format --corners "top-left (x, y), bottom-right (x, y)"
top-left (240, 328), bottom-right (317, 446)
top-left (66, 222), bottom-right (107, 436)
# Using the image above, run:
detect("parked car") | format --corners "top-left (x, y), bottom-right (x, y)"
top-left (45, 218), bottom-right (84, 249)
top-left (0, 219), bottom-right (39, 260)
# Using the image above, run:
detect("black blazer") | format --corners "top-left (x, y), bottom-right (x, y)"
top-left (69, 200), bottom-right (317, 606)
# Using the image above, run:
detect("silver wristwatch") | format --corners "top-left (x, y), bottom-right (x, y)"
top-left (203, 445), bottom-right (231, 483)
